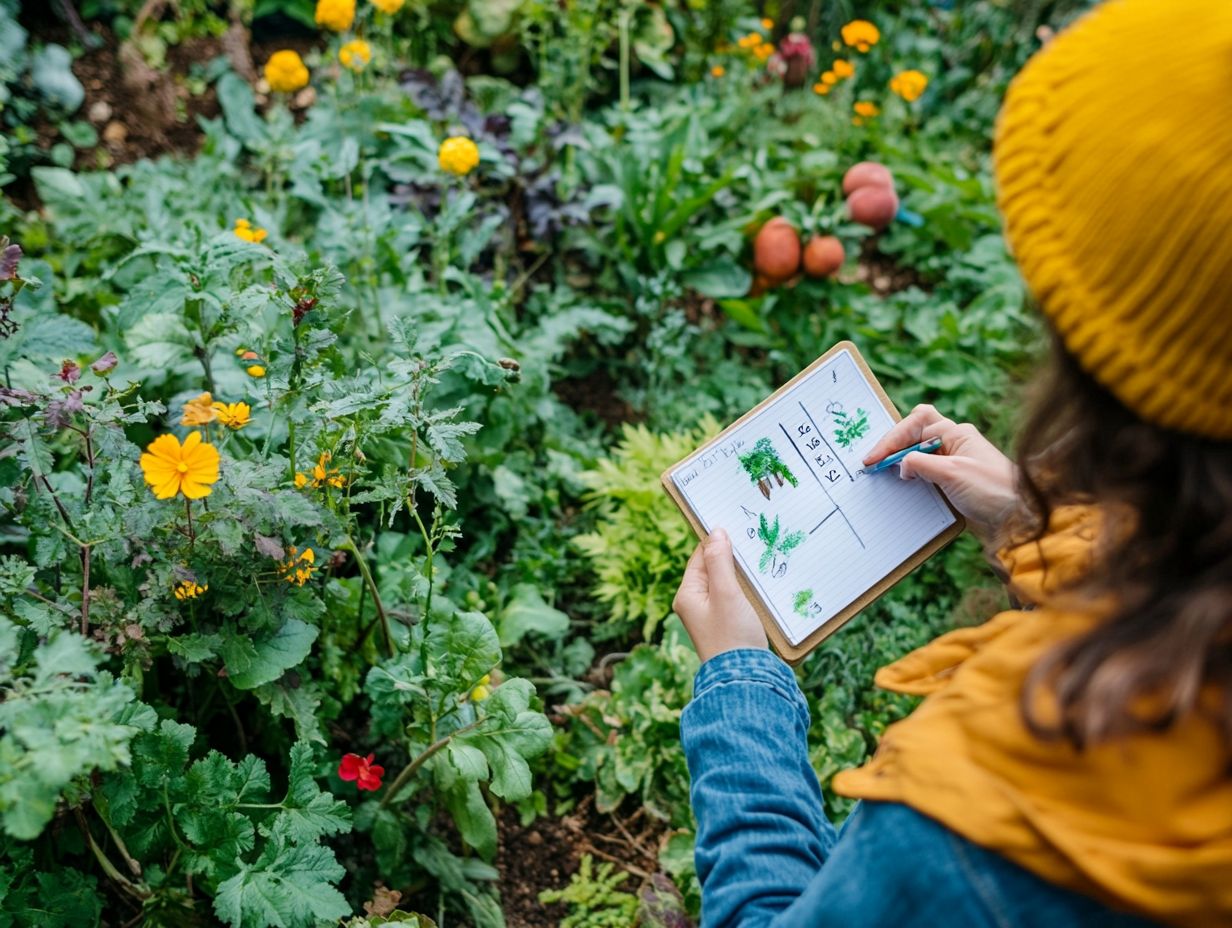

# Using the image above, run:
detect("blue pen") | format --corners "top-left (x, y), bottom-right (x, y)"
top-left (862, 436), bottom-right (943, 474)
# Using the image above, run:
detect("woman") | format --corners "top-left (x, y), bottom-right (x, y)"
top-left (672, 2), bottom-right (1232, 926)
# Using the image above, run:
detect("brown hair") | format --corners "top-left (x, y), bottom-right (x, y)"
top-left (1013, 335), bottom-right (1232, 747)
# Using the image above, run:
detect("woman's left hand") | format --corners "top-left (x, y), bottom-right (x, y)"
top-left (673, 528), bottom-right (768, 662)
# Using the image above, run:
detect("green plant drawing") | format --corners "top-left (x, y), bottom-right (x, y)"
top-left (833, 408), bottom-right (870, 449)
top-left (757, 514), bottom-right (806, 573)
top-left (739, 438), bottom-right (799, 500)
top-left (793, 589), bottom-right (814, 617)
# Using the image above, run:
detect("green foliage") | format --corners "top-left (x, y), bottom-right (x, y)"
top-left (2, 0), bottom-right (1067, 918)
top-left (0, 620), bottom-right (143, 840)
top-left (755, 514), bottom-right (805, 574)
top-left (556, 618), bottom-right (698, 828)
top-left (539, 854), bottom-right (639, 928)
top-left (575, 419), bottom-right (719, 640)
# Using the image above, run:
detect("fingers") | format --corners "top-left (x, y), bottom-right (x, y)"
top-left (701, 528), bottom-right (741, 598)
top-left (673, 543), bottom-right (708, 617)
top-left (864, 404), bottom-right (954, 466)
top-left (898, 449), bottom-right (958, 485)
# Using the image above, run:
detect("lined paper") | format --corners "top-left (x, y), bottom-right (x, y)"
top-left (670, 348), bottom-right (956, 646)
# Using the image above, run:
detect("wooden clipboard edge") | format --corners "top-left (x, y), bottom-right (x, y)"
top-left (659, 340), bottom-right (966, 666)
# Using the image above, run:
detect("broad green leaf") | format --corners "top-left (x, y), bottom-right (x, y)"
top-left (227, 619), bottom-right (318, 690)
top-left (425, 611), bottom-right (500, 689)
top-left (497, 583), bottom-right (569, 648)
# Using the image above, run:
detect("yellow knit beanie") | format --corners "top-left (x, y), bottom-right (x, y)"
top-left (994, 0), bottom-right (1232, 440)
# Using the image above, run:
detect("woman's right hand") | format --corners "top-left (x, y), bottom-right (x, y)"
top-left (862, 404), bottom-right (1019, 544)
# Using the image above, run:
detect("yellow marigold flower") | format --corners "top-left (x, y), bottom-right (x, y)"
top-left (814, 82), bottom-right (831, 96)
top-left (174, 580), bottom-right (208, 601)
top-left (889, 69), bottom-right (929, 102)
top-left (280, 546), bottom-right (317, 586)
top-left (832, 59), bottom-right (854, 79)
top-left (234, 218), bottom-right (268, 243)
top-left (821, 70), bottom-right (838, 85)
top-left (854, 101), bottom-right (881, 118)
top-left (247, 365), bottom-right (267, 378)
top-left (264, 50), bottom-right (310, 93)
top-left (710, 65), bottom-right (725, 78)
top-left (438, 136), bottom-right (480, 176)
top-left (841, 19), bottom-right (880, 53)
top-left (212, 401), bottom-right (251, 430)
top-left (371, 0), bottom-right (404, 12)
top-left (315, 0), bottom-right (355, 31)
top-left (760, 17), bottom-right (773, 30)
top-left (181, 392), bottom-right (219, 426)
top-left (339, 39), bottom-right (372, 71)
top-left (753, 41), bottom-right (775, 61)
top-left (737, 32), bottom-right (760, 50)
top-left (294, 472), bottom-right (309, 488)
top-left (140, 431), bottom-right (220, 500)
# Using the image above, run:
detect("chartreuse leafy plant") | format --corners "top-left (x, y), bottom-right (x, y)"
top-left (575, 417), bottom-right (720, 640)
top-left (538, 854), bottom-right (639, 928)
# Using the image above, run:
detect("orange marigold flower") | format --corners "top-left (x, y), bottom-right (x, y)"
top-left (263, 50), bottom-right (309, 93)
top-left (710, 65), bottom-right (725, 78)
top-left (339, 39), bottom-right (372, 71)
top-left (821, 70), bottom-right (838, 85)
top-left (854, 101), bottom-right (881, 118)
top-left (760, 17), bottom-right (773, 30)
top-left (140, 432), bottom-right (220, 500)
top-left (181, 392), bottom-right (219, 426)
top-left (814, 82), bottom-right (831, 96)
top-left (315, 0), bottom-right (355, 31)
top-left (889, 69), bottom-right (929, 102)
top-left (832, 58), bottom-right (854, 79)
top-left (841, 19), bottom-right (880, 53)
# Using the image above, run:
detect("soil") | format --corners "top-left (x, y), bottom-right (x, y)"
top-left (553, 363), bottom-right (642, 429)
top-left (497, 795), bottom-right (669, 928)
top-left (7, 14), bottom-right (320, 211)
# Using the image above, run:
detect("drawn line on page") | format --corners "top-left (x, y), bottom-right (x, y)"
top-left (809, 507), bottom-right (839, 534)
top-left (799, 401), bottom-right (852, 482)
top-left (778, 423), bottom-right (866, 550)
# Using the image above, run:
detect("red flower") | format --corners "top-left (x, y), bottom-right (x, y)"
top-left (337, 752), bottom-right (384, 791)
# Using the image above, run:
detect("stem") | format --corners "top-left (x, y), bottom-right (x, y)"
top-left (80, 544), bottom-right (91, 636)
top-left (22, 587), bottom-right (76, 616)
top-left (342, 534), bottom-right (395, 657)
top-left (288, 418), bottom-right (297, 481)
top-left (378, 717), bottom-right (484, 810)
top-left (411, 506), bottom-right (434, 622)
top-left (74, 809), bottom-right (148, 900)
top-left (219, 678), bottom-right (249, 754)
top-left (185, 499), bottom-right (195, 551)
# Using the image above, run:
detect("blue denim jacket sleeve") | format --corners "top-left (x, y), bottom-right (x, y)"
top-left (680, 649), bottom-right (1166, 928)
top-left (680, 649), bottom-right (837, 927)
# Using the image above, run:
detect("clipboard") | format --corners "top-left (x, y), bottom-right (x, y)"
top-left (660, 341), bottom-right (965, 664)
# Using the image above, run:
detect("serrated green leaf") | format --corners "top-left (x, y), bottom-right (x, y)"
top-left (213, 839), bottom-right (350, 928)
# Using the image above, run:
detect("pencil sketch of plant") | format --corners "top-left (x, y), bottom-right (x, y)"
top-left (739, 438), bottom-right (799, 500)
top-left (793, 589), bottom-right (814, 617)
top-left (757, 513), bottom-right (806, 573)
top-left (832, 407), bottom-right (869, 449)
